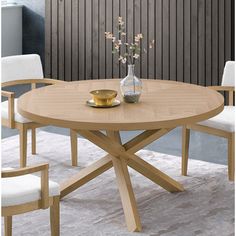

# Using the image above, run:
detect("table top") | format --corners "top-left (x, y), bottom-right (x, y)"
top-left (18, 79), bottom-right (224, 131)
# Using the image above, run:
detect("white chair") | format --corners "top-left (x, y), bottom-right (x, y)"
top-left (182, 61), bottom-right (235, 181)
top-left (1, 54), bottom-right (78, 167)
top-left (1, 163), bottom-right (60, 236)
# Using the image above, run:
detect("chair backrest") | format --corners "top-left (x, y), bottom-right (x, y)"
top-left (221, 61), bottom-right (235, 86)
top-left (1, 54), bottom-right (44, 83)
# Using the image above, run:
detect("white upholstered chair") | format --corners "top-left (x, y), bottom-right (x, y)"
top-left (182, 61), bottom-right (235, 181)
top-left (1, 54), bottom-right (78, 167)
top-left (1, 163), bottom-right (60, 236)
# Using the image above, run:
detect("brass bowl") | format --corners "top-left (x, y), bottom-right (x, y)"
top-left (90, 89), bottom-right (117, 106)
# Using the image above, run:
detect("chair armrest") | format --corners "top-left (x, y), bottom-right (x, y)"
top-left (208, 86), bottom-right (234, 106)
top-left (31, 78), bottom-right (65, 89)
top-left (43, 78), bottom-right (66, 84)
top-left (1, 90), bottom-right (14, 98)
top-left (2, 163), bottom-right (50, 209)
top-left (208, 86), bottom-right (235, 92)
top-left (2, 78), bottom-right (66, 88)
top-left (1, 163), bottom-right (49, 178)
top-left (1, 89), bottom-right (15, 128)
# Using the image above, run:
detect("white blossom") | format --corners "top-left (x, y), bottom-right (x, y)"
top-left (105, 32), bottom-right (114, 39)
top-left (149, 39), bottom-right (155, 48)
top-left (135, 33), bottom-right (143, 42)
top-left (118, 16), bottom-right (123, 22)
top-left (105, 17), bottom-right (154, 66)
top-left (118, 16), bottom-right (124, 26)
top-left (121, 58), bottom-right (127, 64)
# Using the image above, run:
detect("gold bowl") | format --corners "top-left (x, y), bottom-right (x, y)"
top-left (90, 89), bottom-right (117, 106)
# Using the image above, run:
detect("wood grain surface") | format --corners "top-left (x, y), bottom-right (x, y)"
top-left (18, 79), bottom-right (224, 131)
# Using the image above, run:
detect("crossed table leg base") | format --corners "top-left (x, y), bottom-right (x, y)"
top-left (60, 128), bottom-right (184, 232)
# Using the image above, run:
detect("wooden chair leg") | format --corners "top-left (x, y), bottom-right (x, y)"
top-left (50, 196), bottom-right (60, 236)
top-left (19, 125), bottom-right (27, 168)
top-left (228, 133), bottom-right (235, 181)
top-left (32, 128), bottom-right (36, 155)
top-left (182, 126), bottom-right (190, 176)
top-left (70, 129), bottom-right (78, 166)
top-left (4, 216), bottom-right (12, 236)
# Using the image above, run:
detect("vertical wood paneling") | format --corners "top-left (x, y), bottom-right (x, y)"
top-left (176, 0), bottom-right (183, 82)
top-left (134, 0), bottom-right (141, 77)
top-left (218, 0), bottom-right (225, 83)
top-left (212, 0), bottom-right (219, 86)
top-left (205, 0), bottom-right (212, 86)
top-left (127, 0), bottom-right (134, 47)
top-left (127, 0), bottom-right (134, 73)
top-left (78, 0), bottom-right (85, 80)
top-left (112, 0), bottom-right (120, 78)
top-left (162, 0), bottom-right (169, 80)
top-left (119, 0), bottom-right (126, 77)
top-left (58, 0), bottom-right (65, 81)
top-left (93, 0), bottom-right (99, 79)
top-left (45, 0), bottom-right (51, 77)
top-left (65, 0), bottom-right (72, 81)
top-left (225, 0), bottom-right (232, 104)
top-left (155, 0), bottom-right (162, 80)
top-left (46, 0), bottom-right (233, 86)
top-left (51, 0), bottom-right (58, 79)
top-left (224, 0), bottom-right (231, 62)
top-left (169, 0), bottom-right (176, 81)
top-left (191, 0), bottom-right (198, 84)
top-left (198, 0), bottom-right (205, 86)
top-left (148, 0), bottom-right (155, 79)
top-left (72, 0), bottom-right (79, 81)
top-left (106, 0), bottom-right (113, 78)
top-left (184, 0), bottom-right (191, 83)
top-left (86, 0), bottom-right (92, 79)
top-left (99, 0), bottom-right (106, 79)
top-left (141, 0), bottom-right (148, 78)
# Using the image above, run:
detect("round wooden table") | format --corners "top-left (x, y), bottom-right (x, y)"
top-left (18, 79), bottom-right (224, 232)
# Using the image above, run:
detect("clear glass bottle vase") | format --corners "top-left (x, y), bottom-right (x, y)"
top-left (120, 65), bottom-right (142, 103)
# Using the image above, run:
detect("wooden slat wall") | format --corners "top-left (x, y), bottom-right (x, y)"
top-left (45, 0), bottom-right (233, 85)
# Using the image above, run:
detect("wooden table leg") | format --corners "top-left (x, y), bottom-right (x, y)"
top-left (60, 155), bottom-right (113, 198)
top-left (107, 131), bottom-right (142, 232)
top-left (111, 155), bottom-right (142, 232)
top-left (78, 129), bottom-right (184, 193)
top-left (127, 153), bottom-right (184, 192)
top-left (61, 129), bottom-right (184, 232)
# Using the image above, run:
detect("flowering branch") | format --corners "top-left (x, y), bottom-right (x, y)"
top-left (105, 17), bottom-right (155, 65)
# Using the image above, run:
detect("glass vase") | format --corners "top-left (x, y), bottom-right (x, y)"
top-left (120, 65), bottom-right (142, 103)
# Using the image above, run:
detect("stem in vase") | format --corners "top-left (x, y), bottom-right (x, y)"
top-left (132, 65), bottom-right (135, 93)
top-left (127, 64), bottom-right (136, 94)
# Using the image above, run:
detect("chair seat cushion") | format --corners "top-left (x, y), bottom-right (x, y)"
top-left (198, 106), bottom-right (235, 132)
top-left (2, 169), bottom-right (60, 207)
top-left (1, 98), bottom-right (31, 123)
